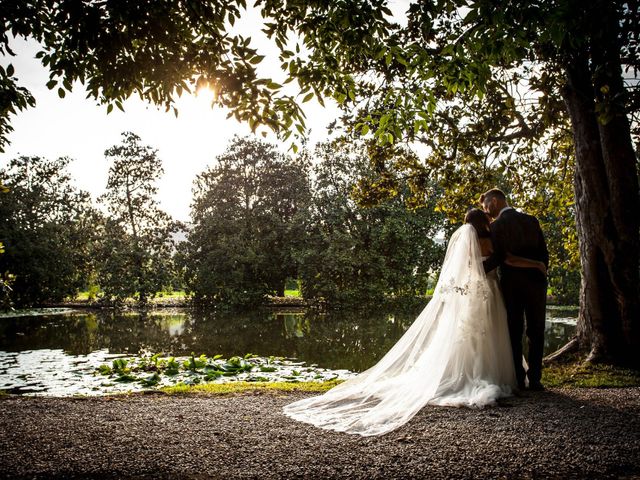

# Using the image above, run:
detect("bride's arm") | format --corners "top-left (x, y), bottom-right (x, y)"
top-left (505, 253), bottom-right (547, 275)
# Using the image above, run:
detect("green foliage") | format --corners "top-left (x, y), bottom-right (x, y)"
top-left (111, 358), bottom-right (130, 375)
top-left (95, 132), bottom-right (181, 306)
top-left (294, 138), bottom-right (447, 305)
top-left (0, 187), bottom-right (13, 310)
top-left (165, 357), bottom-right (180, 376)
top-left (181, 135), bottom-right (447, 307)
top-left (2, 3), bottom-right (638, 193)
top-left (284, 277), bottom-right (301, 292)
top-left (5, 1), bottom-right (637, 319)
top-left (458, 135), bottom-right (581, 304)
top-left (0, 156), bottom-right (97, 306)
top-left (139, 373), bottom-right (161, 387)
top-left (543, 361), bottom-right (640, 388)
top-left (0, 59), bottom-right (35, 153)
top-left (180, 135), bottom-right (312, 308)
top-left (0, 241), bottom-right (14, 310)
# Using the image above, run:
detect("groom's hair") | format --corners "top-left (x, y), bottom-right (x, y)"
top-left (479, 188), bottom-right (507, 204)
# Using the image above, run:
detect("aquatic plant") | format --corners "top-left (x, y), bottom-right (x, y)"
top-left (95, 352), bottom-right (351, 391)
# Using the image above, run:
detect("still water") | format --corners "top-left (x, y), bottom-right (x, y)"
top-left (0, 305), bottom-right (577, 395)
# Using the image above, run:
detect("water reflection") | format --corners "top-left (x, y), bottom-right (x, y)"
top-left (0, 305), bottom-right (577, 373)
top-left (0, 349), bottom-right (127, 395)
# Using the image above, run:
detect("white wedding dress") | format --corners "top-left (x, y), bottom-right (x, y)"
top-left (282, 224), bottom-right (516, 436)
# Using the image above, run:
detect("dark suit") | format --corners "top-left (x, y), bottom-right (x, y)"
top-left (483, 208), bottom-right (549, 388)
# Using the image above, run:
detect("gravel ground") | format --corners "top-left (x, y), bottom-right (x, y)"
top-left (1, 388), bottom-right (639, 479)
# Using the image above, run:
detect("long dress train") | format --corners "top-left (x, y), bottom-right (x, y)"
top-left (282, 224), bottom-right (516, 436)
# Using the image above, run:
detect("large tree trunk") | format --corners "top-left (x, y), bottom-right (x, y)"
top-left (560, 1), bottom-right (640, 366)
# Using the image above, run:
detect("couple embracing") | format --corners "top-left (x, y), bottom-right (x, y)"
top-left (283, 188), bottom-right (549, 436)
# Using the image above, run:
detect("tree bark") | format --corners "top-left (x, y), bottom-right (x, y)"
top-left (125, 172), bottom-right (146, 305)
top-left (590, 0), bottom-right (640, 359)
top-left (560, 2), bottom-right (640, 366)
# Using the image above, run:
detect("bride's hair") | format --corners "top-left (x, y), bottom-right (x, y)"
top-left (465, 208), bottom-right (491, 238)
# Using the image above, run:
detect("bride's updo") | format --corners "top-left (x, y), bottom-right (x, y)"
top-left (465, 208), bottom-right (491, 238)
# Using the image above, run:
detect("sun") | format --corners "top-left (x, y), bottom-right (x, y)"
top-left (195, 84), bottom-right (217, 106)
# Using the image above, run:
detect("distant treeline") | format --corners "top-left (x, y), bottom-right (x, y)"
top-left (0, 133), bottom-right (448, 309)
top-left (1, 133), bottom-right (581, 309)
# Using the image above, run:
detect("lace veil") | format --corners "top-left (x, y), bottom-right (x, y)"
top-left (283, 224), bottom-right (491, 436)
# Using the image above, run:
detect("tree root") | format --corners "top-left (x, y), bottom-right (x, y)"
top-left (584, 346), bottom-right (620, 365)
top-left (542, 337), bottom-right (580, 364)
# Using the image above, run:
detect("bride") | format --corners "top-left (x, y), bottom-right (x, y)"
top-left (283, 208), bottom-right (546, 436)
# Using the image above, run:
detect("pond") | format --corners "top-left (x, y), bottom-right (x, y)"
top-left (0, 305), bottom-right (578, 395)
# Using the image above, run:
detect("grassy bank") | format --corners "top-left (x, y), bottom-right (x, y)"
top-left (160, 379), bottom-right (343, 395)
top-left (64, 289), bottom-right (307, 309)
top-left (73, 289), bottom-right (303, 302)
top-left (155, 362), bottom-right (640, 396)
top-left (542, 361), bottom-right (640, 388)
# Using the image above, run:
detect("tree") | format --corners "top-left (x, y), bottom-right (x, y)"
top-left (259, 0), bottom-right (640, 364)
top-left (295, 138), bottom-right (446, 305)
top-left (312, 0), bottom-right (638, 365)
top-left (97, 132), bottom-right (179, 305)
top-left (2, 2), bottom-right (639, 364)
top-left (182, 135), bottom-right (311, 307)
top-left (0, 243), bottom-right (15, 310)
top-left (0, 156), bottom-right (95, 306)
top-left (0, 183), bottom-right (13, 309)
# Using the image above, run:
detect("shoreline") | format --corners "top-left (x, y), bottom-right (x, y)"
top-left (39, 295), bottom-right (311, 311)
top-left (37, 294), bottom-right (570, 312)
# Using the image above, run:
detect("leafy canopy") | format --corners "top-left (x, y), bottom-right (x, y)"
top-left (4, 2), bottom-right (637, 201)
top-left (295, 138), bottom-right (447, 305)
top-left (96, 132), bottom-right (180, 304)
top-left (182, 135), bottom-right (312, 306)
top-left (0, 156), bottom-right (96, 305)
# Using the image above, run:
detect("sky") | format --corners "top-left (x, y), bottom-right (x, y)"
top-left (0, 21), bottom-right (340, 221)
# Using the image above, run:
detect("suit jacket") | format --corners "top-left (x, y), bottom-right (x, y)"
top-left (482, 208), bottom-right (549, 277)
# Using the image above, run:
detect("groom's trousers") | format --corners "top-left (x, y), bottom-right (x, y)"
top-left (500, 269), bottom-right (547, 387)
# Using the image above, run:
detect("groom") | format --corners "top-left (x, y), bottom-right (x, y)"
top-left (480, 188), bottom-right (549, 391)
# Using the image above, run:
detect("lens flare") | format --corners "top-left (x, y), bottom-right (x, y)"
top-left (196, 84), bottom-right (217, 106)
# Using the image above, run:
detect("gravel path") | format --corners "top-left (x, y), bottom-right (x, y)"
top-left (1, 388), bottom-right (639, 479)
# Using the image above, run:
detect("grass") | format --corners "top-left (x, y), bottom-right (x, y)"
top-left (74, 291), bottom-right (92, 301)
top-left (157, 362), bottom-right (640, 396)
top-left (154, 290), bottom-right (188, 300)
top-left (159, 358), bottom-right (640, 395)
top-left (160, 379), bottom-right (343, 395)
top-left (74, 290), bottom-right (303, 301)
top-left (542, 360), bottom-right (640, 388)
top-left (157, 360), bottom-right (640, 396)
top-left (73, 290), bottom-right (189, 302)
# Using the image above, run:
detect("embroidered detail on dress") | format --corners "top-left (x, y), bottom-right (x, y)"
top-left (436, 277), bottom-right (490, 300)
